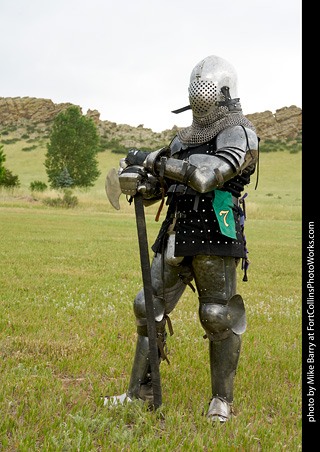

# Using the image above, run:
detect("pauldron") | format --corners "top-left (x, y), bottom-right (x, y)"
top-left (143, 126), bottom-right (259, 194)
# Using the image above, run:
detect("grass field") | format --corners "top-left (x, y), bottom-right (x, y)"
top-left (0, 142), bottom-right (302, 451)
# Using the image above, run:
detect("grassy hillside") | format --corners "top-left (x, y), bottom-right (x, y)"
top-left (0, 135), bottom-right (302, 451)
top-left (1, 131), bottom-right (301, 219)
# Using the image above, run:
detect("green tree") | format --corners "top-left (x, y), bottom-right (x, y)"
top-left (45, 106), bottom-right (101, 188)
top-left (0, 134), bottom-right (20, 188)
top-left (0, 136), bottom-right (6, 182)
top-left (0, 168), bottom-right (20, 188)
top-left (56, 166), bottom-right (74, 189)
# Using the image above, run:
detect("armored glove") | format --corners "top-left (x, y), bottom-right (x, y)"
top-left (118, 165), bottom-right (162, 201)
top-left (126, 147), bottom-right (171, 172)
top-left (126, 148), bottom-right (150, 166)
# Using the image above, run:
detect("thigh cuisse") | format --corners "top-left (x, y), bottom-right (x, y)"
top-left (192, 255), bottom-right (239, 341)
top-left (133, 248), bottom-right (192, 336)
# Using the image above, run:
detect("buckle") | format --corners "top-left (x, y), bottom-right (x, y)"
top-left (169, 212), bottom-right (186, 219)
top-left (167, 184), bottom-right (188, 196)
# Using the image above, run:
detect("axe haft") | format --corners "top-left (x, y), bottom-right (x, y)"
top-left (134, 194), bottom-right (162, 409)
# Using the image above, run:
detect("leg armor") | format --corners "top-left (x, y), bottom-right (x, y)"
top-left (127, 247), bottom-right (193, 401)
top-left (192, 255), bottom-right (246, 421)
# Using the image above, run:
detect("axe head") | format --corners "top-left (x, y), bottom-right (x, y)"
top-left (105, 167), bottom-right (122, 210)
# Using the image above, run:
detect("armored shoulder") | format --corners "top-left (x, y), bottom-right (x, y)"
top-left (169, 135), bottom-right (196, 156)
top-left (215, 125), bottom-right (258, 173)
top-left (216, 125), bottom-right (258, 152)
top-left (144, 126), bottom-right (259, 194)
top-left (169, 135), bottom-right (182, 155)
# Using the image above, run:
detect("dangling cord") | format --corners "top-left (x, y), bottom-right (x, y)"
top-left (239, 193), bottom-right (250, 281)
top-left (161, 236), bottom-right (166, 308)
top-left (241, 231), bottom-right (250, 282)
top-left (155, 157), bottom-right (167, 222)
top-left (157, 332), bottom-right (170, 365)
top-left (255, 137), bottom-right (260, 190)
top-left (164, 314), bottom-right (174, 336)
top-left (155, 182), bottom-right (165, 222)
top-left (179, 274), bottom-right (196, 293)
top-left (241, 125), bottom-right (260, 191)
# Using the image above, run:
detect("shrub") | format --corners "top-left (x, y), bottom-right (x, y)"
top-left (0, 141), bottom-right (5, 181)
top-left (1, 138), bottom-right (20, 145)
top-left (30, 180), bottom-right (48, 192)
top-left (55, 167), bottom-right (73, 188)
top-left (104, 138), bottom-right (128, 154)
top-left (22, 145), bottom-right (37, 152)
top-left (0, 168), bottom-right (20, 188)
top-left (259, 138), bottom-right (301, 153)
top-left (62, 189), bottom-right (78, 207)
top-left (43, 189), bottom-right (78, 208)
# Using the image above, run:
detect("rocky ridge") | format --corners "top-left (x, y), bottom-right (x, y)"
top-left (246, 106), bottom-right (302, 141)
top-left (0, 97), bottom-right (302, 148)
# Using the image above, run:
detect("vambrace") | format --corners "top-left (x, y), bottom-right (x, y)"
top-left (143, 125), bottom-right (258, 194)
top-left (148, 153), bottom-right (236, 194)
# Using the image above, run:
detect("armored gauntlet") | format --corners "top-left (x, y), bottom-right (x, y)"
top-left (118, 165), bottom-right (162, 201)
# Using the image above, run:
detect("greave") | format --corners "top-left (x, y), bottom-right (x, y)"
top-left (127, 329), bottom-right (168, 401)
top-left (209, 332), bottom-right (242, 404)
top-left (127, 335), bottom-right (150, 399)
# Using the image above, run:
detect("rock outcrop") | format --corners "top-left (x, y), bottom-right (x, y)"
top-left (0, 96), bottom-right (302, 143)
top-left (246, 106), bottom-right (302, 141)
top-left (0, 97), bottom-right (78, 124)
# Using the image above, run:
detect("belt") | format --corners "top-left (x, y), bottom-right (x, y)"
top-left (167, 184), bottom-right (239, 210)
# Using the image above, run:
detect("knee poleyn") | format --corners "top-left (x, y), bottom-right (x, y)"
top-left (199, 294), bottom-right (247, 342)
top-left (133, 291), bottom-right (166, 335)
top-left (134, 292), bottom-right (169, 337)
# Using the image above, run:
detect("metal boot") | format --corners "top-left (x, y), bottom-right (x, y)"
top-left (103, 334), bottom-right (150, 407)
top-left (207, 333), bottom-right (242, 423)
top-left (127, 334), bottom-right (152, 400)
top-left (104, 328), bottom-right (169, 407)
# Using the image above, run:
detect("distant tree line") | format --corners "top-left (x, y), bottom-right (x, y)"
top-left (1, 110), bottom-right (302, 194)
top-left (259, 136), bottom-right (301, 153)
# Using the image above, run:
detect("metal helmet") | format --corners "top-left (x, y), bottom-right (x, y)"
top-left (188, 55), bottom-right (240, 118)
top-left (174, 55), bottom-right (253, 145)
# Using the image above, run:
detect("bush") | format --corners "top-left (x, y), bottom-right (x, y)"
top-left (22, 145), bottom-right (37, 152)
top-left (30, 180), bottom-right (48, 192)
top-left (55, 167), bottom-right (73, 188)
top-left (62, 189), bottom-right (78, 207)
top-left (0, 141), bottom-right (5, 181)
top-left (43, 189), bottom-right (78, 208)
top-left (1, 138), bottom-right (20, 145)
top-left (259, 138), bottom-right (301, 153)
top-left (102, 138), bottom-right (128, 154)
top-left (0, 168), bottom-right (20, 188)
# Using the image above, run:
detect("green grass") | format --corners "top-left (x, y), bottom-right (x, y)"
top-left (0, 144), bottom-right (301, 451)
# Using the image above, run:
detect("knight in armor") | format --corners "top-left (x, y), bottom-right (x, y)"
top-left (107, 55), bottom-right (259, 423)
